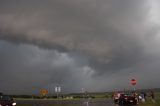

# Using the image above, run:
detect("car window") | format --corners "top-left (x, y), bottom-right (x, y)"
top-left (0, 95), bottom-right (12, 101)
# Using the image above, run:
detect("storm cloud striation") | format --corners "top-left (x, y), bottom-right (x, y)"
top-left (0, 0), bottom-right (160, 94)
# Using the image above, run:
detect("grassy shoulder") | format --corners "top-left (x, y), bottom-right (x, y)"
top-left (14, 98), bottom-right (82, 100)
top-left (139, 98), bottom-right (160, 106)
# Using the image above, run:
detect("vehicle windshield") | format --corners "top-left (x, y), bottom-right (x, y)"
top-left (0, 95), bottom-right (12, 101)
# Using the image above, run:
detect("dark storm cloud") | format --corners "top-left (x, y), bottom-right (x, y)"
top-left (0, 40), bottom-right (95, 94)
top-left (0, 0), bottom-right (160, 93)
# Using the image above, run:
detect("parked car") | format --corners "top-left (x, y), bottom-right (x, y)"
top-left (0, 95), bottom-right (16, 106)
top-left (113, 92), bottom-right (138, 105)
top-left (121, 93), bottom-right (138, 105)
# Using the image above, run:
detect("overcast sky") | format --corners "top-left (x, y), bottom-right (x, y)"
top-left (0, 0), bottom-right (160, 94)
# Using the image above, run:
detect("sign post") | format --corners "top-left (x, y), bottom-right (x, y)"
top-left (55, 86), bottom-right (61, 99)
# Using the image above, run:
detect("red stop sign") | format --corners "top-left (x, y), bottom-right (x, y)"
top-left (131, 79), bottom-right (137, 86)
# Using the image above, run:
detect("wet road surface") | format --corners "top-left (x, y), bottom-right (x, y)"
top-left (16, 99), bottom-right (119, 106)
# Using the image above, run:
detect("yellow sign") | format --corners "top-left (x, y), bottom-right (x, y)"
top-left (40, 89), bottom-right (48, 96)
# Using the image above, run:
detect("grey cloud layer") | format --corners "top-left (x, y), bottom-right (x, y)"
top-left (0, 0), bottom-right (160, 93)
top-left (0, 41), bottom-right (96, 94)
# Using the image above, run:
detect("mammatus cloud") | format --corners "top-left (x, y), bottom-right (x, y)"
top-left (0, 0), bottom-right (160, 94)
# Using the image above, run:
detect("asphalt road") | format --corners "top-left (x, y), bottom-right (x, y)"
top-left (16, 99), bottom-right (118, 106)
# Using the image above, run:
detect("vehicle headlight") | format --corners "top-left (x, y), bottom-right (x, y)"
top-left (0, 104), bottom-right (2, 106)
top-left (12, 102), bottom-right (16, 106)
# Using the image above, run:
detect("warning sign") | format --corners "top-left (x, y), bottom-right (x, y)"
top-left (40, 89), bottom-right (48, 96)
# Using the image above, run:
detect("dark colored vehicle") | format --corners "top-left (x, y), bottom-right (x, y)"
top-left (0, 95), bottom-right (16, 106)
top-left (113, 92), bottom-right (138, 105)
top-left (119, 93), bottom-right (138, 105)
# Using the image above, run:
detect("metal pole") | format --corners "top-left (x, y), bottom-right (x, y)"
top-left (57, 92), bottom-right (58, 99)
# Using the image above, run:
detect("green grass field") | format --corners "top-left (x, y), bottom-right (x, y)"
top-left (139, 97), bottom-right (160, 106)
